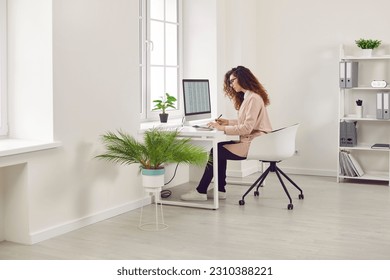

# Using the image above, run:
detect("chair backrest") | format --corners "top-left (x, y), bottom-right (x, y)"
top-left (247, 123), bottom-right (300, 162)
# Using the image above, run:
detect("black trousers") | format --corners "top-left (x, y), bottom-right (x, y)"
top-left (196, 141), bottom-right (246, 194)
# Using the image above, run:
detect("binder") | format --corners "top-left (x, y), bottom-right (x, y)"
top-left (384, 92), bottom-right (390, 119)
top-left (376, 92), bottom-right (383, 119)
top-left (339, 62), bottom-right (346, 88)
top-left (346, 61), bottom-right (358, 88)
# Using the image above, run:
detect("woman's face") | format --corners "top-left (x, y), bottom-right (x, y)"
top-left (229, 74), bottom-right (244, 92)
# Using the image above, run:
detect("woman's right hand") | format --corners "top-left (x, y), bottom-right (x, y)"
top-left (215, 118), bottom-right (228, 125)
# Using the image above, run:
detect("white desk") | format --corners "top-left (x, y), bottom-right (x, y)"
top-left (155, 126), bottom-right (226, 210)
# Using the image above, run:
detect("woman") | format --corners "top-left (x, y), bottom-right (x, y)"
top-left (181, 66), bottom-right (272, 201)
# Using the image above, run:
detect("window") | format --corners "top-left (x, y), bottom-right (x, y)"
top-left (0, 0), bottom-right (7, 136)
top-left (139, 0), bottom-right (181, 120)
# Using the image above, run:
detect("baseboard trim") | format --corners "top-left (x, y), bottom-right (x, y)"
top-left (29, 196), bottom-right (150, 245)
top-left (226, 165), bottom-right (259, 178)
top-left (280, 166), bottom-right (336, 177)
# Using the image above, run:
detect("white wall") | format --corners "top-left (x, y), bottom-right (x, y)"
top-left (1, 0), bottom-right (147, 244)
top-left (7, 0), bottom-right (53, 140)
top-left (182, 0), bottom-right (219, 118)
top-left (47, 0), bottom-right (143, 238)
top-left (219, 0), bottom-right (390, 176)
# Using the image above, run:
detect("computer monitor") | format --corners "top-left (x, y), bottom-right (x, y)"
top-left (182, 79), bottom-right (212, 124)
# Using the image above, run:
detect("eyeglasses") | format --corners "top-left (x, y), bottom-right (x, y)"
top-left (229, 78), bottom-right (237, 85)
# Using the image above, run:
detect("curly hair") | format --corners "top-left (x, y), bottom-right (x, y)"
top-left (223, 66), bottom-right (270, 110)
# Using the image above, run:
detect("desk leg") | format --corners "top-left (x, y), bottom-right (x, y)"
top-left (155, 136), bottom-right (220, 210)
top-left (212, 139), bottom-right (219, 209)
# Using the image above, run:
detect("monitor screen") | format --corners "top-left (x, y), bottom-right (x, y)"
top-left (182, 79), bottom-right (211, 122)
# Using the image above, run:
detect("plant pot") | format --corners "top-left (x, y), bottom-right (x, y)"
top-left (356, 105), bottom-right (363, 118)
top-left (159, 113), bottom-right (168, 123)
top-left (141, 168), bottom-right (165, 190)
top-left (360, 49), bottom-right (373, 57)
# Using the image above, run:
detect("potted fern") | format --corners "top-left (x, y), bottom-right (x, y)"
top-left (96, 128), bottom-right (208, 189)
top-left (152, 93), bottom-right (177, 123)
top-left (355, 38), bottom-right (382, 57)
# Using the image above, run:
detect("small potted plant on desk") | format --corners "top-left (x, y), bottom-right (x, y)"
top-left (153, 93), bottom-right (177, 123)
top-left (96, 128), bottom-right (208, 190)
top-left (355, 38), bottom-right (381, 57)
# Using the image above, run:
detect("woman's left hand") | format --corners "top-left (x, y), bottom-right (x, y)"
top-left (208, 121), bottom-right (225, 131)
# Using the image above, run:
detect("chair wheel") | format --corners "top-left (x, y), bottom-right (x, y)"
top-left (239, 200), bottom-right (245, 205)
top-left (254, 191), bottom-right (260, 196)
top-left (287, 204), bottom-right (293, 210)
top-left (298, 194), bottom-right (304, 200)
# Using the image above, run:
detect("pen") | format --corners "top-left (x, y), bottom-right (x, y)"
top-left (216, 114), bottom-right (222, 121)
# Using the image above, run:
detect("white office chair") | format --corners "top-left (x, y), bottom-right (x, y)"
top-left (238, 123), bottom-right (304, 210)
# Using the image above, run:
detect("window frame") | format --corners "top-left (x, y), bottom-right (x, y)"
top-left (139, 0), bottom-right (182, 121)
top-left (0, 0), bottom-right (7, 136)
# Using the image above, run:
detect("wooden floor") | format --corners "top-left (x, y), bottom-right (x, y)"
top-left (1, 173), bottom-right (390, 260)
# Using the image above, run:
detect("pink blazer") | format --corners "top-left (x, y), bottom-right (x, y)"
top-left (223, 91), bottom-right (272, 157)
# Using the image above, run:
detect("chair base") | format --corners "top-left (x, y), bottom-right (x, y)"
top-left (238, 161), bottom-right (304, 210)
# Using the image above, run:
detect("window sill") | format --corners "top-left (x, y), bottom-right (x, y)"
top-left (140, 118), bottom-right (184, 131)
top-left (0, 139), bottom-right (61, 157)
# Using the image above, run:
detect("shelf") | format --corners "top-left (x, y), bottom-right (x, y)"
top-left (341, 55), bottom-right (390, 60)
top-left (342, 87), bottom-right (390, 91)
top-left (339, 144), bottom-right (390, 152)
top-left (340, 116), bottom-right (390, 122)
top-left (338, 44), bottom-right (390, 187)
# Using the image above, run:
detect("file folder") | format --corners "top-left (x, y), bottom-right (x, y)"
top-left (376, 92), bottom-right (383, 119)
top-left (340, 121), bottom-right (357, 147)
top-left (339, 62), bottom-right (346, 88)
top-left (384, 92), bottom-right (389, 119)
top-left (346, 61), bottom-right (358, 88)
top-left (345, 121), bottom-right (357, 147)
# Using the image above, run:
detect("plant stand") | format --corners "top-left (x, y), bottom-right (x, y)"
top-left (139, 169), bottom-right (168, 231)
top-left (139, 186), bottom-right (168, 231)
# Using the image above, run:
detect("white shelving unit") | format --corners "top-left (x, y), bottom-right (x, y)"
top-left (338, 45), bottom-right (390, 186)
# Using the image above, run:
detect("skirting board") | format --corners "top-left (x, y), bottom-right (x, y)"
top-left (29, 196), bottom-right (151, 245)
top-left (279, 166), bottom-right (335, 177)
top-left (226, 161), bottom-right (335, 179)
top-left (226, 165), bottom-right (259, 178)
top-left (226, 167), bottom-right (336, 187)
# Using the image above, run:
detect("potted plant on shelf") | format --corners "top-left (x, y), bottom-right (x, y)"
top-left (96, 128), bottom-right (208, 190)
top-left (152, 93), bottom-right (177, 123)
top-left (355, 38), bottom-right (382, 57)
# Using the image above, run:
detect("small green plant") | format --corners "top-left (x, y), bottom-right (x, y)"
top-left (152, 93), bottom-right (177, 114)
top-left (355, 38), bottom-right (382, 49)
